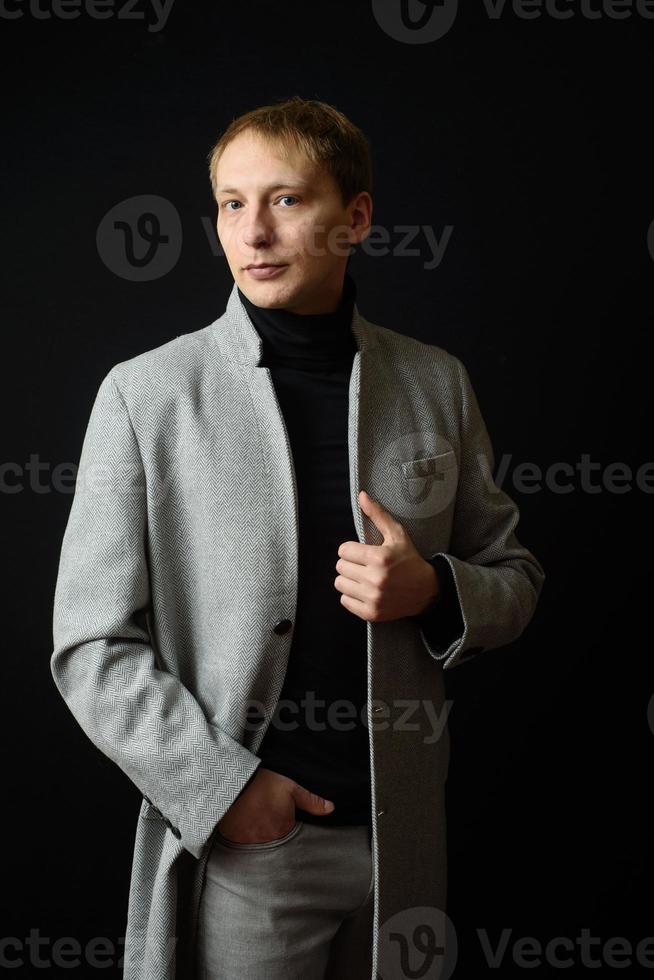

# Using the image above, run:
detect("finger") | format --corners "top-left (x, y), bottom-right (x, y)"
top-left (358, 489), bottom-right (402, 541)
top-left (335, 557), bottom-right (372, 584)
top-left (334, 574), bottom-right (376, 605)
top-left (339, 592), bottom-right (369, 619)
top-left (337, 539), bottom-right (381, 565)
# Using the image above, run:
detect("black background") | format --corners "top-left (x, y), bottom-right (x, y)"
top-left (2, 0), bottom-right (652, 976)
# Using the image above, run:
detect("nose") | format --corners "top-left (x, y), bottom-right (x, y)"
top-left (242, 229), bottom-right (270, 251)
top-left (241, 202), bottom-right (274, 251)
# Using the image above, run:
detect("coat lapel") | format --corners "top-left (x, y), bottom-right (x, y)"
top-left (212, 281), bottom-right (380, 554)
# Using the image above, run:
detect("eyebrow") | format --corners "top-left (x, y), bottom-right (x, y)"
top-left (216, 180), bottom-right (310, 195)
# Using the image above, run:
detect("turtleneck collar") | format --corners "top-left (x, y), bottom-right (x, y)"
top-left (237, 272), bottom-right (359, 370)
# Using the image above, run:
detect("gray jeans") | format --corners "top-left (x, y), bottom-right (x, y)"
top-left (194, 819), bottom-right (374, 980)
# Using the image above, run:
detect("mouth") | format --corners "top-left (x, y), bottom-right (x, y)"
top-left (245, 263), bottom-right (287, 270)
top-left (244, 263), bottom-right (288, 279)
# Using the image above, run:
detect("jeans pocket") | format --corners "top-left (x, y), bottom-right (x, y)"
top-left (214, 820), bottom-right (304, 851)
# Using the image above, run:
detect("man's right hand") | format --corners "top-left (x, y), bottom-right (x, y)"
top-left (215, 767), bottom-right (335, 845)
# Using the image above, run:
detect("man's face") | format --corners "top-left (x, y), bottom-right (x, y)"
top-left (214, 129), bottom-right (371, 314)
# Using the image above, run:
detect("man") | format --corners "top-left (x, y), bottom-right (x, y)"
top-left (51, 96), bottom-right (545, 980)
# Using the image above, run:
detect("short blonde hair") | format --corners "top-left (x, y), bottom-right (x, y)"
top-left (207, 95), bottom-right (373, 208)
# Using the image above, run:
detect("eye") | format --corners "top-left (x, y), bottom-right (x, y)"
top-left (220, 200), bottom-right (242, 211)
top-left (277, 195), bottom-right (299, 207)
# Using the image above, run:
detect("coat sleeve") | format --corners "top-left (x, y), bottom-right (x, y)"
top-left (417, 355), bottom-right (545, 670)
top-left (414, 555), bottom-right (465, 653)
top-left (50, 369), bottom-right (262, 860)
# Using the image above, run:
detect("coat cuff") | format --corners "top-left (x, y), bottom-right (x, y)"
top-left (415, 554), bottom-right (466, 656)
top-left (142, 748), bottom-right (262, 860)
top-left (416, 553), bottom-right (486, 669)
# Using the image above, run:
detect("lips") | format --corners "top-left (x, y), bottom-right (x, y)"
top-left (245, 264), bottom-right (288, 280)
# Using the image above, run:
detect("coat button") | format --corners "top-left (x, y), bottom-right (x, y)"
top-left (372, 705), bottom-right (383, 713)
top-left (377, 809), bottom-right (387, 817)
top-left (171, 826), bottom-right (182, 839)
top-left (273, 619), bottom-right (292, 635)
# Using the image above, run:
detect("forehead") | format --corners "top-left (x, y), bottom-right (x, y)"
top-left (215, 129), bottom-right (327, 191)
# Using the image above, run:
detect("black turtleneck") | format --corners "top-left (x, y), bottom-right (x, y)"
top-left (238, 273), bottom-right (359, 370)
top-left (236, 272), bottom-right (463, 827)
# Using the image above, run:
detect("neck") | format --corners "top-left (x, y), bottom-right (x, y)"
top-left (237, 273), bottom-right (359, 370)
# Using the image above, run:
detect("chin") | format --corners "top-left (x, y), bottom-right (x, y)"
top-left (239, 275), bottom-right (298, 309)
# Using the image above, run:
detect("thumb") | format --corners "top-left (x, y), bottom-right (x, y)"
top-left (291, 782), bottom-right (335, 816)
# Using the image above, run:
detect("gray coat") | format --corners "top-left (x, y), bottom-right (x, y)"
top-left (51, 282), bottom-right (545, 979)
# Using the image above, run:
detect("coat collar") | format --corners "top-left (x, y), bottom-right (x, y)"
top-left (212, 280), bottom-right (378, 367)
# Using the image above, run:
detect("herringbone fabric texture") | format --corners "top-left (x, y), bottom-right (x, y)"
top-left (51, 282), bottom-right (544, 979)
